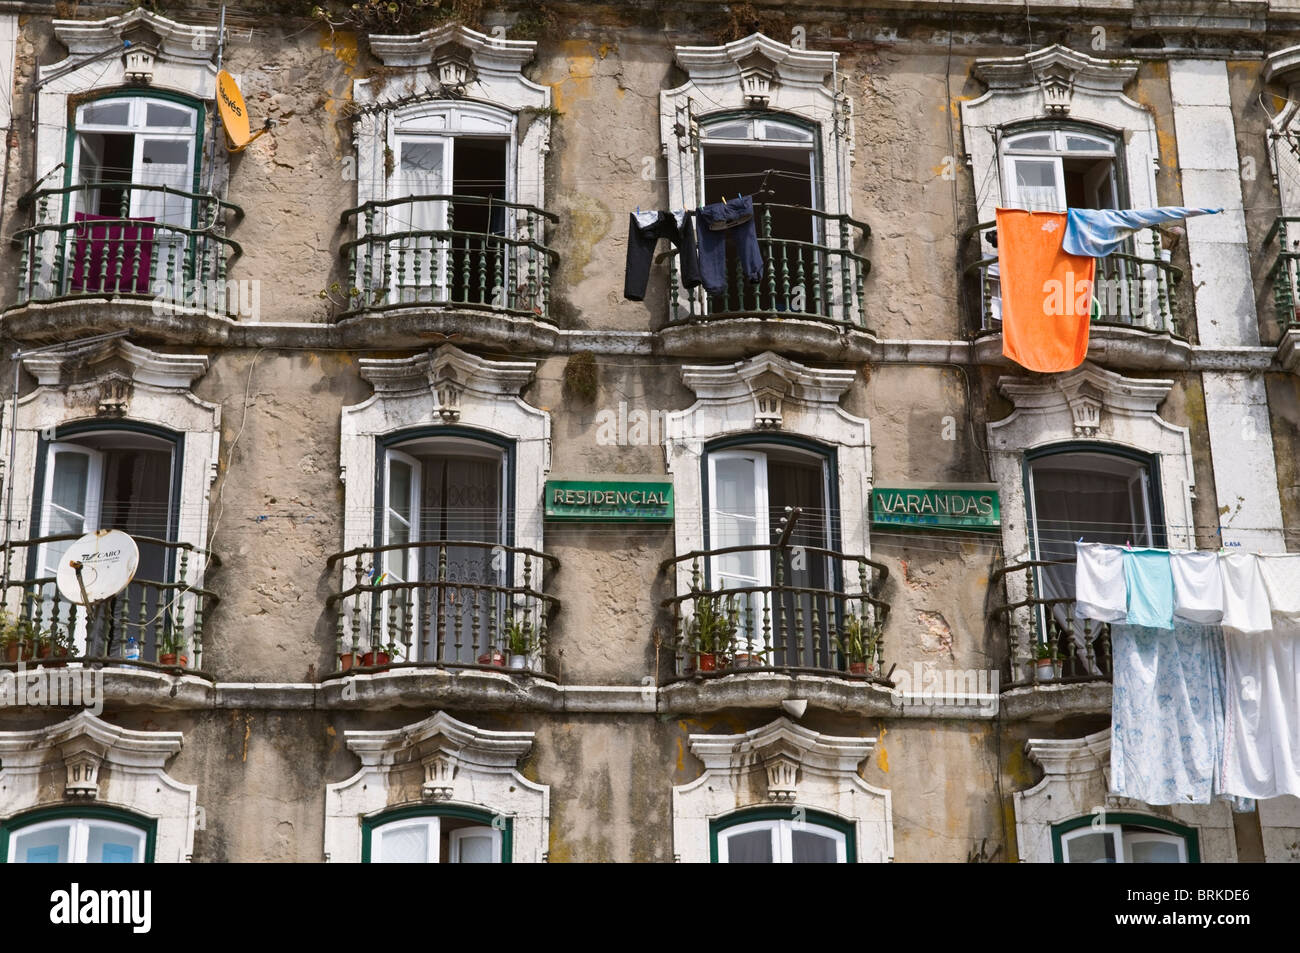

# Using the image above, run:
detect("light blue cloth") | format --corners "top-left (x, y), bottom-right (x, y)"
top-left (1123, 548), bottom-right (1175, 630)
top-left (1110, 622), bottom-right (1228, 804)
top-left (1062, 207), bottom-right (1222, 257)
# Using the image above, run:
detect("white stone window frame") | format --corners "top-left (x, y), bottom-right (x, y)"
top-left (987, 361), bottom-right (1195, 669)
top-left (660, 34), bottom-right (855, 315)
top-left (339, 344), bottom-right (550, 628)
top-left (0, 339), bottom-right (220, 649)
top-left (662, 351), bottom-right (870, 602)
top-left (352, 25), bottom-right (551, 238)
top-left (0, 711), bottom-right (196, 863)
top-left (1015, 728), bottom-right (1237, 863)
top-left (324, 710), bottom-right (549, 863)
top-left (672, 716), bottom-right (893, 863)
top-left (961, 45), bottom-right (1160, 265)
top-left (28, 11), bottom-right (228, 296)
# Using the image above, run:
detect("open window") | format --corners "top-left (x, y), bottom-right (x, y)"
top-left (368, 813), bottom-right (503, 864)
top-left (1057, 816), bottom-right (1194, 863)
top-left (1001, 127), bottom-right (1121, 213)
top-left (379, 433), bottom-right (510, 664)
top-left (67, 95), bottom-right (200, 297)
top-left (30, 429), bottom-right (179, 659)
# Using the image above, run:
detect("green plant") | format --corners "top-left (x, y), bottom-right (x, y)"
top-left (1034, 639), bottom-right (1057, 661)
top-left (159, 629), bottom-right (188, 657)
top-left (382, 640), bottom-right (407, 662)
top-left (504, 616), bottom-right (534, 656)
top-left (687, 594), bottom-right (737, 656)
top-left (834, 615), bottom-right (880, 664)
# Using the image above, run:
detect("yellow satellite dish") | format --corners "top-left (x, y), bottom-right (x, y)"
top-left (217, 70), bottom-right (268, 151)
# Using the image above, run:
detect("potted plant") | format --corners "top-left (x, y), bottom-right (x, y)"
top-left (4, 616), bottom-right (37, 662)
top-left (38, 624), bottom-right (73, 668)
top-left (362, 641), bottom-right (404, 668)
top-left (158, 631), bottom-right (189, 669)
top-left (477, 648), bottom-right (507, 667)
top-left (504, 616), bottom-right (535, 671)
top-left (339, 647), bottom-right (363, 672)
top-left (686, 594), bottom-right (736, 673)
top-left (1, 611), bottom-right (20, 663)
top-left (1034, 640), bottom-right (1057, 681)
top-left (835, 615), bottom-right (880, 676)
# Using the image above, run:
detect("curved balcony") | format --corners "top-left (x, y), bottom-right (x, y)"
top-left (963, 221), bottom-right (1188, 368)
top-left (336, 195), bottom-right (559, 349)
top-left (1264, 217), bottom-right (1300, 373)
top-left (988, 558), bottom-right (1113, 716)
top-left (0, 534), bottom-right (219, 679)
top-left (660, 541), bottom-right (890, 685)
top-left (662, 203), bottom-right (873, 359)
top-left (325, 540), bottom-right (560, 680)
top-left (6, 182), bottom-right (243, 342)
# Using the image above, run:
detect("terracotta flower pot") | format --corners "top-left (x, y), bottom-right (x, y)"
top-left (4, 642), bottom-right (20, 663)
top-left (697, 652), bottom-right (719, 672)
top-left (159, 653), bottom-right (183, 667)
top-left (849, 661), bottom-right (868, 675)
top-left (477, 651), bottom-right (506, 668)
top-left (361, 651), bottom-right (391, 668)
top-left (339, 652), bottom-right (361, 672)
top-left (731, 653), bottom-right (763, 669)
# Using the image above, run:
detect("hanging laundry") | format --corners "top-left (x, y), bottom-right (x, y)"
top-left (1258, 554), bottom-right (1300, 622)
top-left (1222, 625), bottom-right (1300, 799)
top-left (696, 195), bottom-right (763, 295)
top-left (1219, 551), bottom-right (1272, 635)
top-left (1122, 548), bottom-right (1174, 630)
top-left (1074, 541), bottom-right (1127, 622)
top-left (995, 208), bottom-right (1095, 373)
top-left (623, 209), bottom-right (701, 301)
top-left (1110, 622), bottom-right (1229, 805)
top-left (1062, 207), bottom-right (1222, 258)
top-left (1171, 549), bottom-right (1224, 624)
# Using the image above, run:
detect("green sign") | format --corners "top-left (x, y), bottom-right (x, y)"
top-left (545, 478), bottom-right (674, 522)
top-left (871, 485), bottom-right (1000, 533)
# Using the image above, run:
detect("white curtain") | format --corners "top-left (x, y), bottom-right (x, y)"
top-left (394, 140), bottom-right (447, 303)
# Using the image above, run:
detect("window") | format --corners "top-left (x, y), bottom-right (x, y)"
top-left (1026, 447), bottom-right (1162, 610)
top-left (67, 95), bottom-right (201, 295)
top-left (2, 811), bottom-right (154, 863)
top-left (364, 808), bottom-right (507, 863)
top-left (30, 427), bottom-right (180, 658)
top-left (1001, 127), bottom-right (1121, 212)
top-left (1055, 815), bottom-right (1196, 863)
top-left (705, 441), bottom-right (836, 663)
top-left (712, 809), bottom-right (853, 863)
top-left (378, 432), bottom-right (510, 664)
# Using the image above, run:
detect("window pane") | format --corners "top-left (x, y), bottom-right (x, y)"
top-left (713, 457), bottom-right (757, 515)
top-left (453, 833), bottom-right (495, 863)
top-left (388, 460), bottom-right (412, 523)
top-left (791, 829), bottom-right (839, 863)
top-left (724, 829), bottom-right (773, 863)
top-left (1011, 158), bottom-right (1062, 211)
top-left (50, 452), bottom-right (91, 533)
top-left (87, 826), bottom-right (140, 863)
top-left (81, 101), bottom-right (131, 126)
top-left (146, 103), bottom-right (194, 129)
top-left (13, 825), bottom-right (72, 863)
top-left (1127, 834), bottom-right (1183, 863)
top-left (703, 121), bottom-right (750, 139)
top-left (1065, 134), bottom-right (1112, 153)
top-left (1008, 133), bottom-right (1053, 151)
top-left (761, 122), bottom-right (813, 142)
top-left (400, 141), bottom-right (445, 180)
top-left (376, 824), bottom-right (429, 863)
top-left (1064, 831), bottom-right (1117, 863)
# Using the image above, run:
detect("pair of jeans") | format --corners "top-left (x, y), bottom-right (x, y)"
top-left (623, 211), bottom-right (701, 301)
top-left (695, 195), bottom-right (763, 295)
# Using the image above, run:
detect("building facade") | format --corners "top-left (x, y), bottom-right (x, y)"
top-left (0, 0), bottom-right (1297, 862)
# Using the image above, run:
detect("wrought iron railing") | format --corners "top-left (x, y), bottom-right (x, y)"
top-left (667, 202), bottom-right (871, 330)
top-left (338, 194), bottom-right (558, 321)
top-left (0, 535), bottom-right (219, 675)
top-left (988, 558), bottom-right (1113, 690)
top-left (10, 182), bottom-right (243, 310)
top-left (660, 534), bottom-right (890, 682)
top-left (963, 221), bottom-right (1183, 338)
top-left (326, 540), bottom-right (560, 676)
top-left (1265, 216), bottom-right (1300, 331)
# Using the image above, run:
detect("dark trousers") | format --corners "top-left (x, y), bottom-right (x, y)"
top-left (623, 211), bottom-right (702, 301)
top-left (696, 196), bottom-right (763, 295)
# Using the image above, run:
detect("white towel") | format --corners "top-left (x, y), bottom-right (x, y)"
top-left (1258, 554), bottom-right (1300, 622)
top-left (1219, 552), bottom-right (1272, 635)
top-left (1171, 550), bottom-right (1224, 624)
top-left (1221, 622), bottom-right (1300, 799)
top-left (1075, 542), bottom-right (1127, 622)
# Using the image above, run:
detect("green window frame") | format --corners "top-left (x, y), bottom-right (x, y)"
top-left (0, 806), bottom-right (157, 863)
top-left (709, 806), bottom-right (856, 863)
top-left (360, 804), bottom-right (513, 863)
top-left (1051, 812), bottom-right (1200, 863)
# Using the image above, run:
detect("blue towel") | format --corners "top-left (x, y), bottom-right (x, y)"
top-left (1123, 548), bottom-right (1175, 630)
top-left (1062, 207), bottom-right (1221, 257)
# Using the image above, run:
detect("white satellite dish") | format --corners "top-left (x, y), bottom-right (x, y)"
top-left (55, 529), bottom-right (139, 605)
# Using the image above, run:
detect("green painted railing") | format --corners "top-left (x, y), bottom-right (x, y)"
top-left (326, 539), bottom-right (560, 676)
top-left (0, 534), bottom-right (219, 676)
top-left (338, 194), bottom-right (558, 322)
top-left (660, 543), bottom-right (890, 682)
top-left (667, 202), bottom-right (871, 329)
top-left (1265, 216), bottom-right (1300, 330)
top-left (988, 558), bottom-right (1112, 690)
top-left (10, 182), bottom-right (243, 309)
top-left (963, 221), bottom-right (1184, 338)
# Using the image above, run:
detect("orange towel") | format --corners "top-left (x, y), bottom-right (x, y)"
top-left (995, 208), bottom-right (1096, 373)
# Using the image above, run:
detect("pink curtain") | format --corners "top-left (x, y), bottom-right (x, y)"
top-left (70, 212), bottom-right (156, 294)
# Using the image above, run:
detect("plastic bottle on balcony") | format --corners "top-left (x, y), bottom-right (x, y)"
top-left (125, 635), bottom-right (140, 661)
